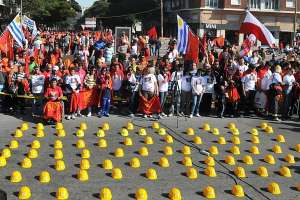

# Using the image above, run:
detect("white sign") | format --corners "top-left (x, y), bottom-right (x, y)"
top-left (85, 18), bottom-right (96, 28)
top-left (205, 24), bottom-right (217, 29)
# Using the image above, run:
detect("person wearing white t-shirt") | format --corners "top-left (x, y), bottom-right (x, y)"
top-left (282, 68), bottom-right (296, 118)
top-left (241, 65), bottom-right (257, 115)
top-left (268, 65), bottom-right (283, 120)
top-left (157, 68), bottom-right (169, 116)
top-left (190, 70), bottom-right (204, 118)
top-left (180, 70), bottom-right (192, 116)
top-left (65, 68), bottom-right (81, 119)
top-left (236, 58), bottom-right (248, 75)
top-left (111, 64), bottom-right (124, 96)
top-left (169, 65), bottom-right (183, 116)
top-left (201, 70), bottom-right (216, 115)
top-left (139, 67), bottom-right (159, 118)
top-left (31, 67), bottom-right (45, 116)
top-left (167, 48), bottom-right (179, 63)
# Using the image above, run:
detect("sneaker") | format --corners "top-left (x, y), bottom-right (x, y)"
top-left (149, 115), bottom-right (153, 118)
top-left (129, 113), bottom-right (135, 117)
top-left (168, 113), bottom-right (173, 117)
top-left (179, 112), bottom-right (184, 116)
top-left (143, 114), bottom-right (148, 118)
top-left (274, 117), bottom-right (281, 121)
top-left (66, 115), bottom-right (71, 120)
top-left (195, 113), bottom-right (200, 117)
top-left (86, 112), bottom-right (92, 117)
top-left (104, 113), bottom-right (109, 117)
top-left (161, 112), bottom-right (167, 117)
top-left (189, 114), bottom-right (193, 118)
top-left (77, 112), bottom-right (83, 117)
top-left (71, 114), bottom-right (76, 119)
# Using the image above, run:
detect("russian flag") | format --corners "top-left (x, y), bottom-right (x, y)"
top-left (240, 11), bottom-right (276, 47)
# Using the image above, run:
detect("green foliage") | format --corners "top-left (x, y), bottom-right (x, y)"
top-left (22, 0), bottom-right (80, 26)
top-left (83, 0), bottom-right (160, 28)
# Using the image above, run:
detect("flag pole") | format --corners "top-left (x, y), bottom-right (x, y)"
top-left (294, 0), bottom-right (297, 45)
top-left (160, 0), bottom-right (164, 37)
top-left (20, 0), bottom-right (23, 18)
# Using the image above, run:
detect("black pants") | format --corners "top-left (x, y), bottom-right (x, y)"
top-left (64, 93), bottom-right (72, 115)
top-left (200, 93), bottom-right (213, 115)
top-left (129, 91), bottom-right (139, 114)
top-left (226, 101), bottom-right (238, 116)
top-left (245, 90), bottom-right (256, 114)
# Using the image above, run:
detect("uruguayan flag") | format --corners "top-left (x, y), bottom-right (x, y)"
top-left (7, 14), bottom-right (25, 48)
top-left (23, 15), bottom-right (38, 39)
top-left (177, 15), bottom-right (189, 54)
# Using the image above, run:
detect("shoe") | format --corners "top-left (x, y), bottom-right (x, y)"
top-left (168, 113), bottom-right (173, 117)
top-left (129, 113), bottom-right (135, 117)
top-left (104, 113), bottom-right (109, 117)
top-left (143, 114), bottom-right (148, 118)
top-left (149, 115), bottom-right (153, 118)
top-left (71, 114), bottom-right (76, 119)
top-left (179, 112), bottom-right (184, 116)
top-left (77, 112), bottom-right (83, 117)
top-left (189, 114), bottom-right (193, 118)
top-left (66, 115), bottom-right (71, 120)
top-left (195, 113), bottom-right (200, 117)
top-left (230, 115), bottom-right (234, 118)
top-left (274, 117), bottom-right (281, 121)
top-left (86, 112), bottom-right (92, 117)
top-left (161, 112), bottom-right (167, 117)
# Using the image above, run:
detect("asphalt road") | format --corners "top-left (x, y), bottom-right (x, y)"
top-left (0, 113), bottom-right (299, 200)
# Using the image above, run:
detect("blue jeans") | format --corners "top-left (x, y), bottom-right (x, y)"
top-left (159, 91), bottom-right (168, 112)
top-left (191, 94), bottom-right (203, 115)
top-left (0, 84), bottom-right (4, 92)
top-left (102, 97), bottom-right (111, 116)
top-left (32, 93), bottom-right (43, 116)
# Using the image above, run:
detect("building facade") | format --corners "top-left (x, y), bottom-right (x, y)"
top-left (164, 0), bottom-right (299, 46)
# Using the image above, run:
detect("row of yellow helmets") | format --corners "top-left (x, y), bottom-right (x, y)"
top-left (18, 181), bottom-right (300, 200)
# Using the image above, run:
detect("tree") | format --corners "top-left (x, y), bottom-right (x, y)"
top-left (82, 0), bottom-right (160, 30)
top-left (21, 0), bottom-right (80, 26)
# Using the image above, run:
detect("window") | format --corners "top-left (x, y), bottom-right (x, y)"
top-left (205, 0), bottom-right (219, 8)
top-left (263, 0), bottom-right (279, 9)
top-left (231, 0), bottom-right (241, 5)
top-left (171, 0), bottom-right (185, 9)
top-left (286, 0), bottom-right (295, 8)
top-left (250, 0), bottom-right (261, 9)
top-left (249, 0), bottom-right (279, 10)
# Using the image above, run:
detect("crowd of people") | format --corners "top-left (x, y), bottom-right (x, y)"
top-left (0, 30), bottom-right (300, 124)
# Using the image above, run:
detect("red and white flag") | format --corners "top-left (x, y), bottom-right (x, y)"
top-left (240, 11), bottom-right (276, 47)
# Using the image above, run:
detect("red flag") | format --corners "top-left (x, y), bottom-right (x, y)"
top-left (185, 29), bottom-right (199, 63)
top-left (0, 29), bottom-right (14, 59)
top-left (200, 33), bottom-right (207, 55)
top-left (212, 36), bottom-right (225, 47)
top-left (147, 26), bottom-right (158, 40)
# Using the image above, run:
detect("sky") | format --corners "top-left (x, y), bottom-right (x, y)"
top-left (76, 0), bottom-right (97, 9)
